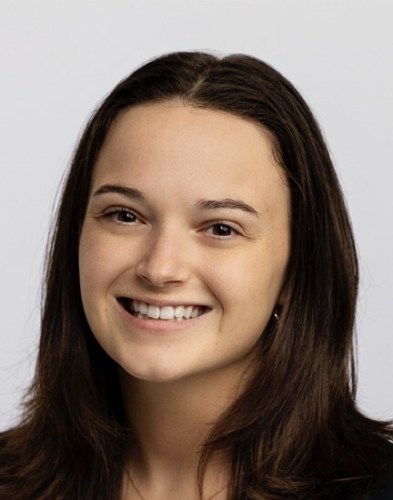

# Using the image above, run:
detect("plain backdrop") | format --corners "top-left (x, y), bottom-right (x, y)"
top-left (0, 0), bottom-right (392, 431)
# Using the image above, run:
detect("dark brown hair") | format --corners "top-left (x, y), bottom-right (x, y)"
top-left (0, 51), bottom-right (392, 500)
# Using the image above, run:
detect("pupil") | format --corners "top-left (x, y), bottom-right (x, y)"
top-left (215, 224), bottom-right (231, 236)
top-left (120, 212), bottom-right (133, 222)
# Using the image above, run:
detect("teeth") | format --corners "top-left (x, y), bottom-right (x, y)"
top-left (184, 306), bottom-right (192, 319)
top-left (147, 305), bottom-right (160, 319)
top-left (160, 306), bottom-right (174, 320)
top-left (174, 306), bottom-right (184, 318)
top-left (139, 302), bottom-right (148, 315)
top-left (129, 300), bottom-right (205, 321)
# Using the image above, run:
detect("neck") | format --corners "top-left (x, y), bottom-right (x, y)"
top-left (118, 363), bottom-right (251, 498)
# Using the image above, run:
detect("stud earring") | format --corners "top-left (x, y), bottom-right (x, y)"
top-left (273, 307), bottom-right (281, 321)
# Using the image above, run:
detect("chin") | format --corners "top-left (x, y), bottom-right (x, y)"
top-left (119, 361), bottom-right (193, 384)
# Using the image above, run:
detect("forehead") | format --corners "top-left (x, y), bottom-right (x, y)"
top-left (91, 101), bottom-right (288, 213)
top-left (99, 101), bottom-right (276, 167)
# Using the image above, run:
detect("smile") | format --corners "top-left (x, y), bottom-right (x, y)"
top-left (118, 298), bottom-right (209, 321)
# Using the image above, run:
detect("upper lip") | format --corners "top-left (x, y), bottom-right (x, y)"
top-left (116, 296), bottom-right (210, 309)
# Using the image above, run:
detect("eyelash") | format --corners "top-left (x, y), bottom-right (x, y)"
top-left (204, 223), bottom-right (239, 239)
top-left (102, 208), bottom-right (239, 239)
top-left (103, 207), bottom-right (140, 225)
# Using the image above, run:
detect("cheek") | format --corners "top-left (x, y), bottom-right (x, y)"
top-left (205, 245), bottom-right (288, 317)
top-left (78, 230), bottom-right (132, 304)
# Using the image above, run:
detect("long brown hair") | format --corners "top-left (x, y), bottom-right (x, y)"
top-left (0, 51), bottom-right (392, 500)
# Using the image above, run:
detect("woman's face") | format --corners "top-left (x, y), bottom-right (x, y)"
top-left (79, 102), bottom-right (290, 383)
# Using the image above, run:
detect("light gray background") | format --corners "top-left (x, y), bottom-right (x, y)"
top-left (0, 0), bottom-right (392, 431)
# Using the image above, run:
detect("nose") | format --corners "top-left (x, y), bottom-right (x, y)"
top-left (135, 229), bottom-right (190, 288)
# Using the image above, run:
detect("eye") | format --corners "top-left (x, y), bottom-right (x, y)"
top-left (103, 208), bottom-right (140, 225)
top-left (205, 223), bottom-right (238, 238)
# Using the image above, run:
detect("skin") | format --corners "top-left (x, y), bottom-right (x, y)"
top-left (79, 101), bottom-right (291, 499)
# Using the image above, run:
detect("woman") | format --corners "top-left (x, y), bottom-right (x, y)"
top-left (0, 51), bottom-right (392, 500)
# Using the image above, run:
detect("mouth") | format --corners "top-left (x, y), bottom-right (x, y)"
top-left (117, 298), bottom-right (210, 322)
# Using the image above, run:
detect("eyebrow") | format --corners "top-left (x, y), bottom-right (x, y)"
top-left (196, 198), bottom-right (261, 218)
top-left (93, 184), bottom-right (145, 201)
top-left (93, 184), bottom-right (261, 218)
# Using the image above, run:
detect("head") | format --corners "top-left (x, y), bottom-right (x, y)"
top-left (77, 98), bottom-right (291, 387)
top-left (38, 51), bottom-right (358, 465)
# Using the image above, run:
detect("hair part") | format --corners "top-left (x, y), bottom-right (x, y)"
top-left (0, 51), bottom-right (392, 500)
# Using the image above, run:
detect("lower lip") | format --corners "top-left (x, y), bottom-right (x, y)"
top-left (117, 300), bottom-right (210, 333)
